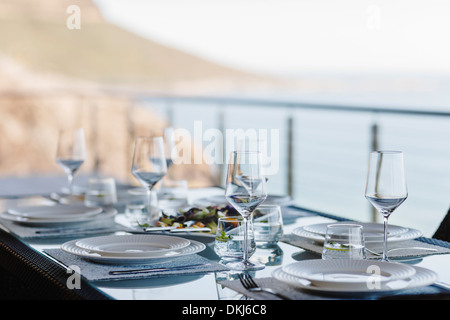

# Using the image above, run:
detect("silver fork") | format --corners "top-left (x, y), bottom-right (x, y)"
top-left (238, 273), bottom-right (291, 300)
top-left (365, 247), bottom-right (438, 256)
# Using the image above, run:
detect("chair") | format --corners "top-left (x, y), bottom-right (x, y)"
top-left (0, 228), bottom-right (111, 300)
top-left (433, 207), bottom-right (450, 242)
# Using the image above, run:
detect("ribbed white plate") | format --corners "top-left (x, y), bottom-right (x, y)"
top-left (61, 238), bottom-right (205, 265)
top-left (273, 265), bottom-right (437, 293)
top-left (292, 226), bottom-right (422, 246)
top-left (75, 235), bottom-right (191, 257)
top-left (8, 204), bottom-right (102, 219)
top-left (303, 222), bottom-right (408, 240)
top-left (0, 208), bottom-right (116, 227)
top-left (282, 259), bottom-right (416, 290)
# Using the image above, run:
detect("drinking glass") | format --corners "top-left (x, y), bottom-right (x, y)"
top-left (56, 128), bottom-right (87, 195)
top-left (225, 151), bottom-right (267, 271)
top-left (214, 216), bottom-right (256, 260)
top-left (131, 136), bottom-right (167, 225)
top-left (253, 205), bottom-right (284, 245)
top-left (125, 188), bottom-right (155, 227)
top-left (322, 224), bottom-right (366, 260)
top-left (365, 151), bottom-right (408, 261)
top-left (158, 179), bottom-right (188, 214)
top-left (84, 178), bottom-right (117, 207)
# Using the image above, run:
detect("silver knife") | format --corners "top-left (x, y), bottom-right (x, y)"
top-left (35, 226), bottom-right (120, 234)
top-left (141, 227), bottom-right (211, 233)
top-left (170, 227), bottom-right (211, 233)
top-left (109, 263), bottom-right (210, 275)
top-left (143, 226), bottom-right (176, 232)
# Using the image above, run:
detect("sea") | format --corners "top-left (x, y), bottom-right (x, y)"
top-left (142, 74), bottom-right (450, 237)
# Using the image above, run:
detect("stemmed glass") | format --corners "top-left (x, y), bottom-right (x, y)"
top-left (131, 136), bottom-right (167, 224)
top-left (237, 137), bottom-right (270, 183)
top-left (163, 127), bottom-right (176, 169)
top-left (225, 151), bottom-right (267, 270)
top-left (56, 128), bottom-right (87, 195)
top-left (365, 151), bottom-right (408, 262)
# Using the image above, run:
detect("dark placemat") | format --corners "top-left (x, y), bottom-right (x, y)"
top-left (44, 248), bottom-right (228, 281)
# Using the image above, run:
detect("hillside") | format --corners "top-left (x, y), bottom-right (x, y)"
top-left (0, 0), bottom-right (264, 94)
top-left (0, 0), bottom-right (266, 185)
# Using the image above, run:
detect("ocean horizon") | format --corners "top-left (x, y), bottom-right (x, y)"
top-left (143, 85), bottom-right (450, 237)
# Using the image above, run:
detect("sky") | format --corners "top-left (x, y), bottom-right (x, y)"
top-left (94, 0), bottom-right (450, 77)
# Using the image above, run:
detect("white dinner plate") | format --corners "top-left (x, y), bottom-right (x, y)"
top-left (282, 259), bottom-right (416, 290)
top-left (303, 222), bottom-right (409, 241)
top-left (292, 226), bottom-right (422, 247)
top-left (74, 235), bottom-right (191, 257)
top-left (61, 238), bottom-right (206, 265)
top-left (0, 208), bottom-right (116, 227)
top-left (7, 204), bottom-right (102, 219)
top-left (273, 265), bottom-right (437, 293)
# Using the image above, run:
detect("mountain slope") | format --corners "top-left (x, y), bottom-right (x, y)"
top-left (0, 0), bottom-right (258, 88)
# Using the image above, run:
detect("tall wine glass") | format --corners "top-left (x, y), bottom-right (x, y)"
top-left (132, 136), bottom-right (167, 225)
top-left (237, 137), bottom-right (270, 183)
top-left (365, 151), bottom-right (408, 262)
top-left (225, 151), bottom-right (267, 270)
top-left (163, 127), bottom-right (176, 169)
top-left (56, 128), bottom-right (87, 195)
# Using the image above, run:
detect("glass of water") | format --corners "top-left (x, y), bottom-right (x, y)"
top-left (322, 224), bottom-right (366, 260)
top-left (158, 179), bottom-right (188, 214)
top-left (253, 205), bottom-right (284, 245)
top-left (84, 178), bottom-right (117, 207)
top-left (214, 216), bottom-right (256, 261)
top-left (125, 188), bottom-right (158, 228)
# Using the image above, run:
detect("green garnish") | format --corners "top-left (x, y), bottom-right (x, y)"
top-left (215, 231), bottom-right (232, 242)
top-left (138, 223), bottom-right (150, 228)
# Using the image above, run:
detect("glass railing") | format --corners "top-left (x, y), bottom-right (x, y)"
top-left (141, 96), bottom-right (450, 237)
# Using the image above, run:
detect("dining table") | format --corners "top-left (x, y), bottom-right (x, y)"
top-left (1, 181), bottom-right (449, 304)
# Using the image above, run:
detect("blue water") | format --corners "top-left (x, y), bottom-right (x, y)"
top-left (143, 94), bottom-right (450, 237)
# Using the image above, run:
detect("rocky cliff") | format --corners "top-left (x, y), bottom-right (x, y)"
top-left (0, 0), bottom-right (261, 186)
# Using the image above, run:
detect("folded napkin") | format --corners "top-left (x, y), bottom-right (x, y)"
top-left (44, 249), bottom-right (228, 281)
top-left (282, 234), bottom-right (450, 260)
top-left (218, 277), bottom-right (449, 300)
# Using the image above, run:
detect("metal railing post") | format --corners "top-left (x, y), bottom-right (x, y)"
top-left (218, 108), bottom-right (226, 187)
top-left (287, 116), bottom-right (294, 197)
top-left (370, 120), bottom-right (379, 222)
top-left (166, 99), bottom-right (174, 126)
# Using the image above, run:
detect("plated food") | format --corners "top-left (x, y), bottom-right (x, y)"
top-left (146, 205), bottom-right (276, 234)
top-left (141, 205), bottom-right (241, 234)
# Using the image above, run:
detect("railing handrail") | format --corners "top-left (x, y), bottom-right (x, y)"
top-left (141, 94), bottom-right (450, 224)
top-left (141, 95), bottom-right (450, 118)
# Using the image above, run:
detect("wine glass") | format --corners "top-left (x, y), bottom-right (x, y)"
top-left (131, 136), bottom-right (167, 225)
top-left (365, 151), bottom-right (408, 261)
top-left (225, 151), bottom-right (267, 270)
top-left (163, 127), bottom-right (177, 169)
top-left (236, 137), bottom-right (270, 183)
top-left (56, 128), bottom-right (87, 195)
